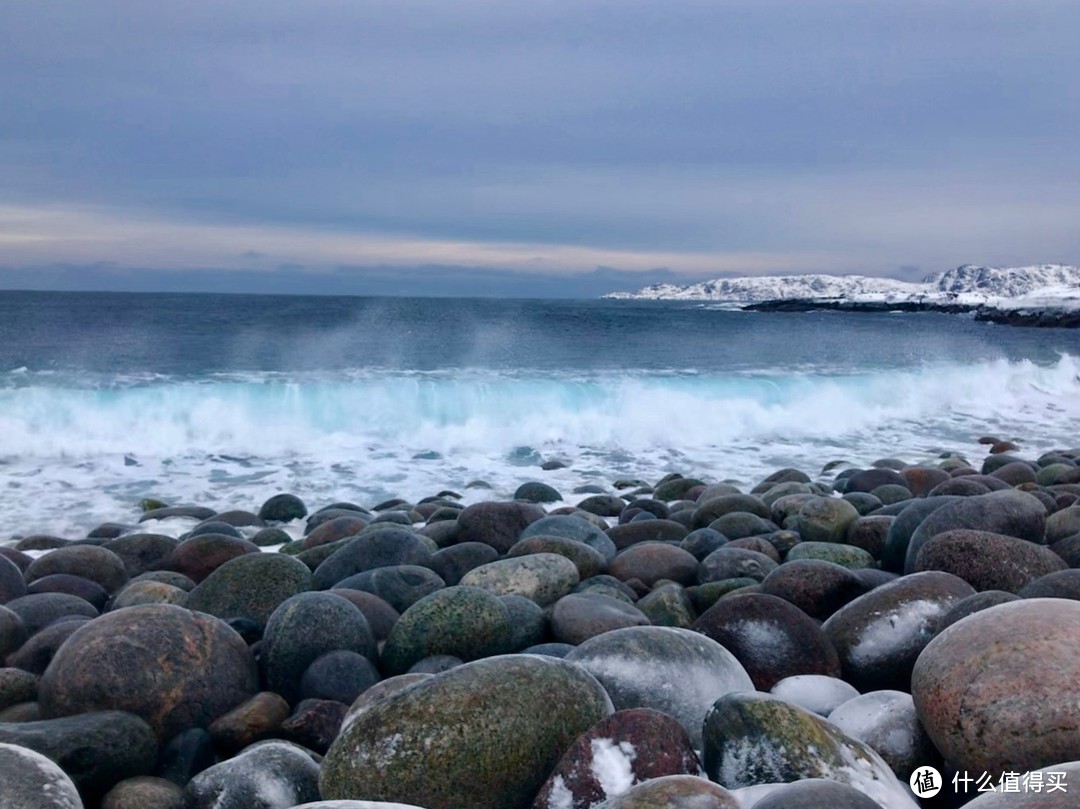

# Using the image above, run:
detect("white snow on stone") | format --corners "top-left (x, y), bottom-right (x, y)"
top-left (771, 675), bottom-right (860, 717)
top-left (547, 775), bottom-right (576, 809)
top-left (0, 743), bottom-right (84, 809)
top-left (847, 600), bottom-right (943, 666)
top-left (828, 690), bottom-right (920, 764)
top-left (604, 264), bottom-right (1080, 312)
top-left (590, 738), bottom-right (638, 797)
top-left (711, 698), bottom-right (918, 809)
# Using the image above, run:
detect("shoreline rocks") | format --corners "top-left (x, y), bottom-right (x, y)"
top-left (0, 447), bottom-right (1074, 806)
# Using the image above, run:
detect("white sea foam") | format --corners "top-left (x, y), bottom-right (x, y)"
top-left (0, 355), bottom-right (1078, 537)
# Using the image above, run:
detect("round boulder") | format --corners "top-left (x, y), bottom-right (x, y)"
top-left (822, 571), bottom-right (975, 692)
top-left (566, 626), bottom-right (754, 748)
top-left (320, 654), bottom-right (613, 809)
top-left (0, 741), bottom-right (83, 809)
top-left (912, 598), bottom-right (1080, 775)
top-left (260, 592), bottom-right (376, 702)
top-left (460, 553), bottom-right (579, 606)
top-left (379, 586), bottom-right (514, 676)
top-left (796, 497), bottom-right (860, 545)
top-left (533, 708), bottom-right (702, 809)
top-left (914, 529), bottom-right (1067, 593)
top-left (184, 552), bottom-right (312, 629)
top-left (39, 605), bottom-right (257, 740)
top-left (692, 593), bottom-right (840, 690)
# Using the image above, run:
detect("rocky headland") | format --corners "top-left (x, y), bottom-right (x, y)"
top-left (606, 264), bottom-right (1080, 328)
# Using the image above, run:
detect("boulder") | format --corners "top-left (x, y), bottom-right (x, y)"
top-left (39, 605), bottom-right (257, 739)
top-left (320, 655), bottom-right (613, 809)
top-left (912, 598), bottom-right (1080, 775)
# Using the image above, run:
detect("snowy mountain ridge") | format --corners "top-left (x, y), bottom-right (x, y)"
top-left (604, 264), bottom-right (1080, 308)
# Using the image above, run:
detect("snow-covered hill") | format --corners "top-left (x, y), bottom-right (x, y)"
top-left (604, 264), bottom-right (1080, 309)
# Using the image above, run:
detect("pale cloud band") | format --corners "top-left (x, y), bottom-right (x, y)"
top-left (0, 203), bottom-right (846, 277)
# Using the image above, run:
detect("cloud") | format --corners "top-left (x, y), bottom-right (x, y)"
top-left (0, 0), bottom-right (1077, 290)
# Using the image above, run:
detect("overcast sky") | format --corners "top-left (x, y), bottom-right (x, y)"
top-left (2, 1), bottom-right (1079, 296)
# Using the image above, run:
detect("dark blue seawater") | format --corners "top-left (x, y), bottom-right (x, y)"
top-left (1, 290), bottom-right (1078, 536)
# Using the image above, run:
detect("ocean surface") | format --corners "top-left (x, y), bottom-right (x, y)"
top-left (2, 290), bottom-right (1079, 538)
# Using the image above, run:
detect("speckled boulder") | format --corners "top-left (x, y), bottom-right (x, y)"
top-left (101, 776), bottom-right (183, 809)
top-left (822, 571), bottom-right (974, 692)
top-left (0, 556), bottom-right (28, 604)
top-left (698, 547), bottom-right (777, 583)
top-left (522, 516), bottom-right (618, 563)
top-left (692, 495), bottom-right (770, 530)
top-left (182, 740), bottom-right (320, 809)
top-left (111, 581), bottom-right (188, 610)
top-left (566, 626), bottom-right (753, 748)
top-left (607, 520), bottom-right (689, 551)
top-left (312, 529), bottom-right (434, 590)
top-left (828, 690), bottom-right (937, 781)
top-left (428, 542), bottom-right (500, 585)
top-left (280, 698), bottom-right (348, 754)
top-left (912, 598), bottom-right (1080, 775)
top-left (881, 496), bottom-right (960, 573)
top-left (0, 741), bottom-right (83, 809)
top-left (258, 493), bottom-right (308, 522)
top-left (302, 515), bottom-right (368, 549)
top-left (260, 592), bottom-right (376, 702)
top-left (785, 542), bottom-right (875, 569)
top-left (550, 592), bottom-right (650, 645)
top-left (336, 565), bottom-right (446, 613)
top-left (184, 552), bottom-right (312, 628)
top-left (206, 691), bottom-right (290, 754)
top-left (692, 593), bottom-right (841, 690)
top-left (702, 692), bottom-right (916, 808)
top-left (914, 529), bottom-right (1067, 593)
top-left (5, 618), bottom-right (89, 675)
top-left (796, 497), bottom-right (860, 545)
top-left (380, 586), bottom-right (514, 675)
top-left (0, 710), bottom-right (158, 799)
top-left (844, 515), bottom-right (893, 559)
top-left (1018, 569), bottom-right (1080, 599)
top-left (166, 534), bottom-right (260, 584)
top-left (320, 655), bottom-right (613, 809)
top-left (904, 489), bottom-right (1048, 572)
top-left (636, 584), bottom-right (696, 629)
top-left (39, 605), bottom-right (257, 739)
top-left (4, 592), bottom-right (98, 635)
top-left (0, 668), bottom-right (38, 711)
top-left (508, 536), bottom-right (608, 580)
top-left (609, 544), bottom-right (698, 587)
top-left (27, 574), bottom-right (109, 609)
top-left (25, 544), bottom-right (129, 594)
top-left (759, 560), bottom-right (870, 620)
top-left (455, 501), bottom-right (546, 553)
top-left (461, 553), bottom-right (579, 606)
top-left (533, 708), bottom-right (702, 809)
top-left (594, 775), bottom-right (739, 808)
top-left (0, 605), bottom-right (26, 659)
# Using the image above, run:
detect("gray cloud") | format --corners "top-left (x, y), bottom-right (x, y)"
top-left (1, 1), bottom-right (1078, 293)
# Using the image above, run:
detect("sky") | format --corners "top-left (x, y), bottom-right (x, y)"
top-left (2, 0), bottom-right (1079, 297)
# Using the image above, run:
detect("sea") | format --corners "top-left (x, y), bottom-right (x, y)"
top-left (1, 290), bottom-right (1079, 539)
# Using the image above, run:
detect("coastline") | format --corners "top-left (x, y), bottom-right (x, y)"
top-left (741, 298), bottom-right (1080, 328)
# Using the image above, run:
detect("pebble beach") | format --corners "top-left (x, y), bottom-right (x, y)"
top-left (1, 438), bottom-right (1079, 809)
